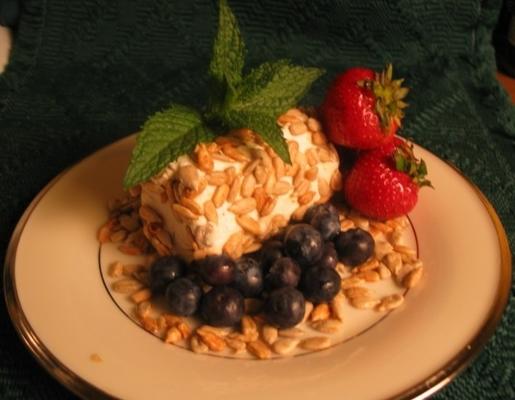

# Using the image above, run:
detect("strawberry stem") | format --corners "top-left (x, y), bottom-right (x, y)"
top-left (393, 142), bottom-right (433, 188)
top-left (356, 64), bottom-right (410, 133)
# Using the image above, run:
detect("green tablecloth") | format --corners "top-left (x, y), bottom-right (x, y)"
top-left (1, 0), bottom-right (514, 398)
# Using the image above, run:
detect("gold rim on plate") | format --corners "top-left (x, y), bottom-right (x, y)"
top-left (3, 139), bottom-right (512, 400)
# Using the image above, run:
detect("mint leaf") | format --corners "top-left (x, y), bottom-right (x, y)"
top-left (223, 110), bottom-right (291, 163)
top-left (228, 60), bottom-right (324, 116)
top-left (123, 104), bottom-right (214, 188)
top-left (220, 60), bottom-right (324, 163)
top-left (209, 0), bottom-right (245, 90)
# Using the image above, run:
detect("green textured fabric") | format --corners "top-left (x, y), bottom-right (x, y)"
top-left (1, 0), bottom-right (514, 398)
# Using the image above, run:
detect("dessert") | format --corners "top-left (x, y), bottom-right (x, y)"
top-left (98, 0), bottom-right (430, 359)
top-left (139, 118), bottom-right (340, 261)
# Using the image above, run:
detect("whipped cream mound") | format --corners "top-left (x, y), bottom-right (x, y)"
top-left (139, 108), bottom-right (342, 261)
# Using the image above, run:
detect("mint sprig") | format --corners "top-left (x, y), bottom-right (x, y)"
top-left (124, 0), bottom-right (324, 188)
top-left (124, 105), bottom-right (215, 187)
top-left (209, 0), bottom-right (245, 90)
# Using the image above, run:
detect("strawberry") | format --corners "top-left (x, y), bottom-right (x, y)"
top-left (343, 138), bottom-right (431, 220)
top-left (321, 64), bottom-right (409, 149)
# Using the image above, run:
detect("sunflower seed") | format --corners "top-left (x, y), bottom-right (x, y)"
top-left (241, 316), bottom-right (258, 337)
top-left (172, 203), bottom-right (199, 220)
top-left (305, 166), bottom-right (318, 181)
top-left (247, 340), bottom-right (272, 359)
top-left (317, 177), bottom-right (330, 197)
top-left (241, 174), bottom-right (256, 198)
top-left (384, 252), bottom-right (402, 275)
top-left (254, 165), bottom-right (268, 184)
top-left (130, 288), bottom-right (152, 304)
top-left (349, 297), bottom-right (380, 309)
top-left (243, 159), bottom-right (260, 176)
top-left (229, 198), bottom-right (257, 214)
top-left (278, 327), bottom-right (304, 338)
top-left (228, 176), bottom-right (242, 202)
top-left (109, 261), bottom-right (124, 278)
top-left (136, 301), bottom-right (151, 319)
top-left (292, 204), bottom-right (309, 221)
top-left (311, 319), bottom-right (343, 334)
top-left (331, 294), bottom-right (345, 321)
top-left (224, 166), bottom-right (236, 185)
top-left (236, 215), bottom-right (261, 236)
top-left (197, 330), bottom-right (226, 352)
top-left (394, 244), bottom-right (417, 258)
top-left (290, 121), bottom-right (308, 135)
top-left (306, 148), bottom-right (319, 166)
top-left (190, 335), bottom-right (209, 353)
top-left (312, 131), bottom-right (327, 146)
top-left (141, 317), bottom-right (159, 335)
top-left (402, 266), bottom-right (423, 288)
top-left (298, 190), bottom-right (315, 205)
top-left (273, 157), bottom-right (285, 179)
top-left (206, 171), bottom-right (227, 186)
top-left (260, 196), bottom-right (277, 217)
top-left (286, 108), bottom-right (308, 121)
top-left (376, 294), bottom-right (404, 312)
top-left (164, 327), bottom-right (183, 344)
top-left (378, 263), bottom-right (392, 279)
top-left (203, 200), bottom-right (218, 223)
top-left (261, 325), bottom-right (279, 345)
top-left (272, 338), bottom-right (300, 355)
top-left (212, 184), bottom-right (230, 207)
top-left (307, 117), bottom-right (321, 131)
top-left (278, 114), bottom-right (301, 125)
top-left (272, 181), bottom-right (291, 196)
top-left (344, 286), bottom-right (373, 299)
top-left (112, 278), bottom-right (143, 294)
top-left (223, 233), bottom-right (243, 258)
top-left (298, 336), bottom-right (331, 351)
top-left (194, 143), bottom-right (213, 172)
top-left (139, 205), bottom-right (162, 224)
top-left (311, 303), bottom-right (330, 321)
top-left (225, 337), bottom-right (246, 352)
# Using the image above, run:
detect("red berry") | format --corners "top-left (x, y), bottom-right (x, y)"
top-left (321, 65), bottom-right (408, 149)
top-left (343, 140), bottom-right (431, 220)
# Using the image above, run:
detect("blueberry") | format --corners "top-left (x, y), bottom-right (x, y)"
top-left (304, 203), bottom-right (339, 224)
top-left (259, 240), bottom-right (284, 271)
top-left (197, 255), bottom-right (236, 286)
top-left (334, 228), bottom-right (375, 266)
top-left (165, 277), bottom-right (202, 316)
top-left (264, 287), bottom-right (305, 329)
top-left (149, 256), bottom-right (186, 295)
top-left (317, 242), bottom-right (338, 269)
top-left (284, 224), bottom-right (323, 267)
top-left (301, 266), bottom-right (341, 303)
top-left (266, 257), bottom-right (301, 289)
top-left (200, 286), bottom-right (245, 327)
top-left (232, 257), bottom-right (263, 297)
top-left (309, 208), bottom-right (340, 241)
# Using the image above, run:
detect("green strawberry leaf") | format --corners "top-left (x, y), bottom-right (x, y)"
top-left (209, 0), bottom-right (245, 91)
top-left (123, 104), bottom-right (215, 188)
top-left (223, 110), bottom-right (291, 163)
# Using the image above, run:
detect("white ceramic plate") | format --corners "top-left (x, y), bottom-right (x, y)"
top-left (4, 135), bottom-right (511, 400)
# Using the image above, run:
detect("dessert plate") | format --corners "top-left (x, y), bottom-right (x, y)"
top-left (4, 135), bottom-right (511, 400)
